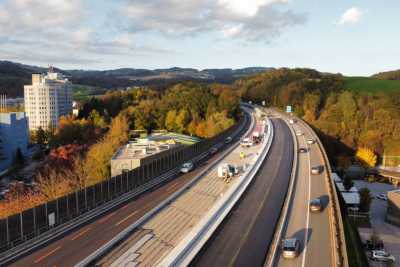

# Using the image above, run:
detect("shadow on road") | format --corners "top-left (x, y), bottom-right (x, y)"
top-left (292, 228), bottom-right (313, 255)
top-left (319, 194), bottom-right (330, 211)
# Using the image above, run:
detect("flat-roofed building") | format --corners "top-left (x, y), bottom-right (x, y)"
top-left (386, 189), bottom-right (400, 226)
top-left (111, 138), bottom-right (182, 177)
top-left (24, 70), bottom-right (72, 131)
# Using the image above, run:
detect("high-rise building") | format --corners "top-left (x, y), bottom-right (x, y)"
top-left (24, 71), bottom-right (73, 131)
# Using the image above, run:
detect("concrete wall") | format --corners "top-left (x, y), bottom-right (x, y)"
top-left (386, 190), bottom-right (400, 226)
top-left (0, 112), bottom-right (29, 171)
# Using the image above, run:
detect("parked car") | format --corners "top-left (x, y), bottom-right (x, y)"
top-left (225, 136), bottom-right (232, 144)
top-left (365, 240), bottom-right (384, 250)
top-left (281, 238), bottom-right (300, 259)
top-left (310, 198), bottom-right (322, 213)
top-left (209, 147), bottom-right (218, 155)
top-left (180, 161), bottom-right (194, 173)
top-left (289, 119), bottom-right (296, 124)
top-left (298, 148), bottom-right (307, 153)
top-left (376, 193), bottom-right (388, 201)
top-left (370, 250), bottom-right (395, 262)
top-left (307, 139), bottom-right (315, 145)
top-left (295, 131), bottom-right (303, 136)
top-left (311, 166), bottom-right (322, 175)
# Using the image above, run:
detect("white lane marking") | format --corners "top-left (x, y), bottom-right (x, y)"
top-left (301, 133), bottom-right (311, 267)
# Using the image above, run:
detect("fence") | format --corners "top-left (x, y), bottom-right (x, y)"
top-left (0, 116), bottom-right (245, 253)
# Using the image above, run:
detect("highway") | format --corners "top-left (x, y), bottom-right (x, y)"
top-left (276, 118), bottom-right (333, 267)
top-left (7, 114), bottom-right (251, 267)
top-left (191, 118), bottom-right (294, 267)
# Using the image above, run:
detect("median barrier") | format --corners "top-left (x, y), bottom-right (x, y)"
top-left (158, 115), bottom-right (273, 267)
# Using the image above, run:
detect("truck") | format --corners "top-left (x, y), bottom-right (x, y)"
top-left (252, 131), bottom-right (262, 144)
top-left (218, 163), bottom-right (239, 182)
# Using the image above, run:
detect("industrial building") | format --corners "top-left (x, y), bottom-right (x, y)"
top-left (24, 70), bottom-right (73, 130)
top-left (111, 137), bottom-right (183, 177)
top-left (0, 112), bottom-right (29, 172)
top-left (386, 190), bottom-right (400, 226)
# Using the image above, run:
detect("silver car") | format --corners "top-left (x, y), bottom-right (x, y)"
top-left (311, 166), bottom-right (322, 175)
top-left (282, 238), bottom-right (300, 259)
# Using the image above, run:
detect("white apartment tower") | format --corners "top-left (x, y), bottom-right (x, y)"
top-left (24, 70), bottom-right (73, 131)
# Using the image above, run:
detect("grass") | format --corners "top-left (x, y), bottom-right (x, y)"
top-left (344, 76), bottom-right (400, 94)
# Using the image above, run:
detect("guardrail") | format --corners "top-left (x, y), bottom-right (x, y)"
top-left (263, 112), bottom-right (298, 266)
top-left (299, 119), bottom-right (349, 267)
top-left (0, 110), bottom-right (251, 267)
top-left (158, 116), bottom-right (274, 267)
top-left (75, 107), bottom-right (256, 267)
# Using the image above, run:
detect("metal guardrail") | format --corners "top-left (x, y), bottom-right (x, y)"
top-left (75, 108), bottom-right (255, 267)
top-left (159, 113), bottom-right (274, 267)
top-left (263, 112), bottom-right (298, 267)
top-left (298, 117), bottom-right (349, 267)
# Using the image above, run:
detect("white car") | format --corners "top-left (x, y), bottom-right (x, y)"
top-left (295, 131), bottom-right (303, 136)
top-left (371, 250), bottom-right (395, 262)
top-left (307, 139), bottom-right (315, 145)
top-left (289, 119), bottom-right (296, 125)
top-left (180, 162), bottom-right (194, 173)
top-left (240, 138), bottom-right (253, 147)
top-left (376, 193), bottom-right (388, 201)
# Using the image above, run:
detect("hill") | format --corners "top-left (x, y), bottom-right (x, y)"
top-left (344, 76), bottom-right (400, 94)
top-left (372, 69), bottom-right (400, 80)
top-left (0, 61), bottom-right (274, 98)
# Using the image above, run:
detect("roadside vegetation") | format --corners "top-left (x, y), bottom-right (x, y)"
top-left (0, 82), bottom-right (240, 218)
top-left (236, 68), bottom-right (400, 169)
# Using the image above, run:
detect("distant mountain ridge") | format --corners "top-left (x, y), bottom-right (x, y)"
top-left (0, 60), bottom-right (274, 98)
top-left (372, 69), bottom-right (400, 80)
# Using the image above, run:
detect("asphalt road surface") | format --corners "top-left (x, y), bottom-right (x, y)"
top-left (277, 120), bottom-right (333, 267)
top-left (8, 115), bottom-right (251, 267)
top-left (191, 118), bottom-right (294, 267)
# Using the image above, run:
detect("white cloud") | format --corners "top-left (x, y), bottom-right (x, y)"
top-left (121, 0), bottom-right (305, 42)
top-left (338, 7), bottom-right (364, 25)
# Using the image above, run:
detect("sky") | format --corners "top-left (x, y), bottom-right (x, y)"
top-left (0, 0), bottom-right (399, 76)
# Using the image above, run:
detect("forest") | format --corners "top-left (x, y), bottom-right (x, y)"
top-left (236, 68), bottom-right (400, 168)
top-left (0, 82), bottom-right (240, 218)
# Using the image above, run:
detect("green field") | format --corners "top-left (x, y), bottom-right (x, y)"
top-left (344, 76), bottom-right (400, 94)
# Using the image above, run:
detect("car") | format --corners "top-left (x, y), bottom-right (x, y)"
top-left (225, 136), bottom-right (232, 144)
top-left (240, 138), bottom-right (253, 147)
top-left (298, 148), bottom-right (307, 153)
top-left (370, 250), bottom-right (395, 262)
top-left (311, 166), bottom-right (322, 175)
top-left (376, 193), bottom-right (388, 201)
top-left (307, 139), bottom-right (315, 145)
top-left (310, 198), bottom-right (322, 212)
top-left (281, 238), bottom-right (300, 259)
top-left (295, 131), bottom-right (303, 136)
top-left (180, 162), bottom-right (194, 173)
top-left (209, 147), bottom-right (218, 155)
top-left (289, 119), bottom-right (296, 124)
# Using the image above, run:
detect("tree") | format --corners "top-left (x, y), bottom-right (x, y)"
top-left (14, 148), bottom-right (25, 167)
top-left (343, 175), bottom-right (354, 191)
top-left (36, 127), bottom-right (46, 146)
top-left (165, 110), bottom-right (177, 131)
top-left (356, 147), bottom-right (377, 168)
top-left (175, 109), bottom-right (190, 133)
top-left (359, 187), bottom-right (372, 212)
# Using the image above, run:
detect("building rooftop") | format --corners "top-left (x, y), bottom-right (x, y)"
top-left (336, 182), bottom-right (358, 192)
top-left (341, 192), bottom-right (360, 205)
top-left (112, 138), bottom-right (181, 161)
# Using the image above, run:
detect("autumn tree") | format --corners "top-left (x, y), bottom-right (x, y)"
top-left (356, 147), bottom-right (377, 168)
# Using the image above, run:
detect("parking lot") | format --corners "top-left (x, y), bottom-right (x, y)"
top-left (354, 180), bottom-right (400, 266)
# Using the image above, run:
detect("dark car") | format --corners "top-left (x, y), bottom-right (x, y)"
top-left (310, 198), bottom-right (322, 213)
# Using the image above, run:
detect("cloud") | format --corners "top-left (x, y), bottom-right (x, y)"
top-left (338, 7), bottom-right (364, 25)
top-left (121, 0), bottom-right (306, 42)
